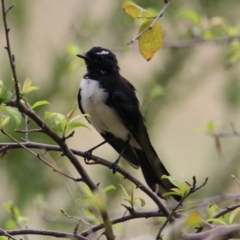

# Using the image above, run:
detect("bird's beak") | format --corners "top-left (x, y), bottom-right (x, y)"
top-left (76, 54), bottom-right (88, 60)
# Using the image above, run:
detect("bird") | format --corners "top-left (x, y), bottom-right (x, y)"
top-left (77, 46), bottom-right (180, 201)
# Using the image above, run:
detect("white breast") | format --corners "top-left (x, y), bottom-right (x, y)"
top-left (80, 78), bottom-right (131, 142)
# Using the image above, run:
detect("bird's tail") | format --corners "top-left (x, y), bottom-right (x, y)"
top-left (135, 148), bottom-right (181, 202)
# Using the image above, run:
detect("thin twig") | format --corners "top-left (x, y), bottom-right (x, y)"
top-left (1, 129), bottom-right (81, 182)
top-left (128, 0), bottom-right (171, 45)
top-left (0, 228), bottom-right (17, 240)
top-left (156, 177), bottom-right (208, 239)
top-left (15, 128), bottom-right (43, 133)
top-left (0, 228), bottom-right (87, 240)
top-left (1, 0), bottom-right (21, 100)
top-left (210, 203), bottom-right (240, 222)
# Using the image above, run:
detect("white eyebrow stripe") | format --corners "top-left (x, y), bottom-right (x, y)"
top-left (96, 50), bottom-right (109, 55)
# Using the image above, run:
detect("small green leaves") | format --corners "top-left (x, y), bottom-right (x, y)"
top-left (205, 120), bottom-right (215, 133)
top-left (122, 2), bottom-right (151, 18)
top-left (3, 201), bottom-right (29, 229)
top-left (138, 20), bottom-right (163, 61)
top-left (0, 115), bottom-right (10, 128)
top-left (119, 184), bottom-right (145, 208)
top-left (101, 185), bottom-right (116, 193)
top-left (0, 80), bottom-right (13, 104)
top-left (0, 105), bottom-right (22, 127)
top-left (21, 77), bottom-right (39, 95)
top-left (44, 104), bottom-right (90, 138)
top-left (162, 175), bottom-right (189, 199)
top-left (31, 100), bottom-right (49, 110)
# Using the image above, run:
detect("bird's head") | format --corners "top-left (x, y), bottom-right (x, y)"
top-left (77, 47), bottom-right (119, 74)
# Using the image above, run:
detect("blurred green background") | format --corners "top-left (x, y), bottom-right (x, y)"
top-left (0, 0), bottom-right (240, 239)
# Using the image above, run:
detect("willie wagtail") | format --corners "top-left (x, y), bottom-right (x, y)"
top-left (77, 47), bottom-right (180, 201)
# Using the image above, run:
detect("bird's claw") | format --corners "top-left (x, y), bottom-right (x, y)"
top-left (83, 150), bottom-right (92, 161)
top-left (110, 160), bottom-right (119, 174)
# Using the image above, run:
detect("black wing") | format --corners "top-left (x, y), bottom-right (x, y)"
top-left (78, 89), bottom-right (90, 124)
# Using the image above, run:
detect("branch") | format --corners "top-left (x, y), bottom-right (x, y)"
top-left (4, 99), bottom-right (115, 239)
top-left (0, 140), bottom-right (172, 217)
top-left (183, 224), bottom-right (240, 240)
top-left (0, 228), bottom-right (88, 240)
top-left (81, 209), bottom-right (163, 237)
top-left (211, 203), bottom-right (240, 221)
top-left (1, 0), bottom-right (21, 100)
top-left (128, 0), bottom-right (171, 45)
top-left (0, 228), bottom-right (17, 240)
top-left (1, 129), bottom-right (80, 182)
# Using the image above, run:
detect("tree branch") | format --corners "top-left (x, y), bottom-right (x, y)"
top-left (0, 228), bottom-right (87, 240)
top-left (128, 0), bottom-right (171, 45)
top-left (0, 140), bottom-right (172, 217)
top-left (1, 0), bottom-right (114, 235)
top-left (183, 224), bottom-right (240, 240)
top-left (1, 0), bottom-right (21, 100)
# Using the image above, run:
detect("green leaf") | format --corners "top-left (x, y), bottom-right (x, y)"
top-left (22, 77), bottom-right (39, 95)
top-left (0, 106), bottom-right (22, 126)
top-left (50, 124), bottom-right (64, 132)
top-left (119, 184), bottom-right (130, 198)
top-left (122, 2), bottom-right (151, 18)
top-left (101, 185), bottom-right (116, 193)
top-left (138, 20), bottom-right (163, 61)
top-left (0, 89), bottom-right (13, 104)
top-left (66, 121), bottom-right (90, 133)
top-left (162, 191), bottom-right (182, 197)
top-left (162, 175), bottom-right (180, 187)
top-left (5, 219), bottom-right (16, 230)
top-left (149, 84), bottom-right (164, 99)
top-left (229, 207), bottom-right (240, 224)
top-left (44, 111), bottom-right (52, 119)
top-left (207, 218), bottom-right (227, 225)
top-left (137, 197), bottom-right (146, 207)
top-left (178, 182), bottom-right (190, 194)
top-left (31, 100), bottom-right (49, 109)
top-left (3, 201), bottom-right (21, 218)
top-left (0, 115), bottom-right (10, 127)
top-left (205, 120), bottom-right (215, 132)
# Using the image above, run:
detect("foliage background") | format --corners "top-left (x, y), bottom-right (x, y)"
top-left (0, 0), bottom-right (240, 239)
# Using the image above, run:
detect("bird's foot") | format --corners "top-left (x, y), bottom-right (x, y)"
top-left (83, 150), bottom-right (92, 161)
top-left (109, 159), bottom-right (119, 174)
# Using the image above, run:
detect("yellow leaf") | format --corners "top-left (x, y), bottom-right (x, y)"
top-left (138, 20), bottom-right (163, 61)
top-left (185, 211), bottom-right (202, 226)
top-left (122, 2), bottom-right (150, 18)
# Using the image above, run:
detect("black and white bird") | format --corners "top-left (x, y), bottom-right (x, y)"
top-left (77, 46), bottom-right (180, 201)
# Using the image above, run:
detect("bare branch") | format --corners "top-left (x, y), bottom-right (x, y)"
top-left (0, 228), bottom-right (17, 240)
top-left (211, 203), bottom-right (240, 222)
top-left (183, 224), bottom-right (240, 240)
top-left (0, 228), bottom-right (87, 240)
top-left (1, 0), bottom-right (21, 100)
